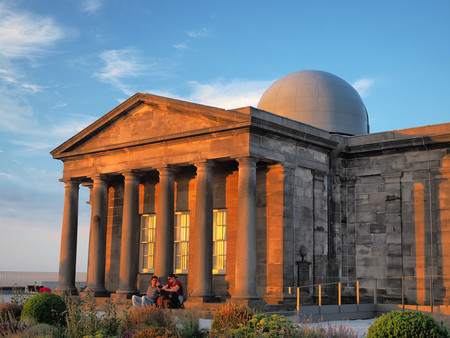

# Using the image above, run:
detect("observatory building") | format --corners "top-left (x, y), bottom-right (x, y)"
top-left (52, 70), bottom-right (450, 306)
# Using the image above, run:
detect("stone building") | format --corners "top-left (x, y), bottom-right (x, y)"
top-left (51, 70), bottom-right (450, 306)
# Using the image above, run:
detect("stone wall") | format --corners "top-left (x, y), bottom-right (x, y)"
top-left (337, 133), bottom-right (450, 305)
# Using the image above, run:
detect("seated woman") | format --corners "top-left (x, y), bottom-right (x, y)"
top-left (132, 275), bottom-right (160, 310)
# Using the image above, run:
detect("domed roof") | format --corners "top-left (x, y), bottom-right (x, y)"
top-left (257, 70), bottom-right (369, 135)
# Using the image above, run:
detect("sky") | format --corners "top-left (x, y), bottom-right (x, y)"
top-left (1, 0), bottom-right (450, 273)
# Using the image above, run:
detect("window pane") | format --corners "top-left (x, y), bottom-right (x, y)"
top-left (143, 255), bottom-right (148, 269)
top-left (149, 243), bottom-right (154, 256)
top-left (149, 228), bottom-right (155, 242)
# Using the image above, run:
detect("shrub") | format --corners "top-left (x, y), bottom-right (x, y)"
top-left (295, 322), bottom-right (359, 338)
top-left (231, 313), bottom-right (298, 337)
top-left (134, 326), bottom-right (180, 337)
top-left (367, 310), bottom-right (449, 338)
top-left (0, 320), bottom-right (27, 336)
top-left (127, 306), bottom-right (175, 331)
top-left (11, 283), bottom-right (36, 308)
top-left (18, 322), bottom-right (60, 337)
top-left (21, 292), bottom-right (67, 326)
top-left (63, 293), bottom-right (128, 337)
top-left (177, 311), bottom-right (208, 337)
top-left (0, 302), bottom-right (21, 322)
top-left (100, 297), bottom-right (122, 336)
top-left (210, 303), bottom-right (255, 336)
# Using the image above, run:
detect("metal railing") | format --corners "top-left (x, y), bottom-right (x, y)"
top-left (289, 275), bottom-right (448, 313)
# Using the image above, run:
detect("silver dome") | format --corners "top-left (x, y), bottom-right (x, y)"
top-left (257, 70), bottom-right (369, 135)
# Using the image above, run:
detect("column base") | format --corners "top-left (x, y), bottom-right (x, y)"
top-left (82, 287), bottom-right (108, 297)
top-left (116, 288), bottom-right (139, 295)
top-left (264, 293), bottom-right (298, 305)
top-left (189, 295), bottom-right (222, 303)
top-left (229, 296), bottom-right (266, 308)
top-left (55, 286), bottom-right (78, 295)
top-left (110, 292), bottom-right (134, 304)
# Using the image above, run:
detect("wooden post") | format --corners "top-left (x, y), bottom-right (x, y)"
top-left (319, 284), bottom-right (322, 307)
top-left (338, 282), bottom-right (341, 306)
top-left (356, 280), bottom-right (360, 305)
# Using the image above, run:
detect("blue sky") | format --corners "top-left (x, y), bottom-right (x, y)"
top-left (1, 0), bottom-right (450, 272)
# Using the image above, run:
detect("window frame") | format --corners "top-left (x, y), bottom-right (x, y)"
top-left (139, 213), bottom-right (157, 273)
top-left (174, 211), bottom-right (190, 274)
top-left (213, 209), bottom-right (227, 275)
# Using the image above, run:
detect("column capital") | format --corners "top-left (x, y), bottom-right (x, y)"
top-left (157, 166), bottom-right (175, 176)
top-left (237, 157), bottom-right (258, 167)
top-left (195, 160), bottom-right (214, 171)
top-left (282, 163), bottom-right (297, 172)
top-left (60, 178), bottom-right (80, 188)
top-left (122, 171), bottom-right (140, 180)
top-left (91, 174), bottom-right (108, 183)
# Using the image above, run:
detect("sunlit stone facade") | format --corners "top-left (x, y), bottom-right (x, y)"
top-left (52, 76), bottom-right (450, 307)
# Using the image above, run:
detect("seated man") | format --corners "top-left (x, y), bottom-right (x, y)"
top-left (160, 273), bottom-right (184, 308)
top-left (132, 275), bottom-right (160, 310)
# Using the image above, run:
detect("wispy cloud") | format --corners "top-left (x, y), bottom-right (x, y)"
top-left (81, 0), bottom-right (103, 14)
top-left (187, 28), bottom-right (210, 38)
top-left (10, 140), bottom-right (53, 151)
top-left (0, 67), bottom-right (44, 94)
top-left (53, 102), bottom-right (68, 109)
top-left (144, 78), bottom-right (273, 109)
top-left (0, 2), bottom-right (64, 59)
top-left (22, 83), bottom-right (44, 93)
top-left (50, 117), bottom-right (96, 138)
top-left (0, 89), bottom-right (36, 132)
top-left (173, 42), bottom-right (188, 50)
top-left (0, 68), bottom-right (18, 84)
top-left (95, 48), bottom-right (150, 95)
top-left (186, 79), bottom-right (273, 109)
top-left (352, 78), bottom-right (374, 98)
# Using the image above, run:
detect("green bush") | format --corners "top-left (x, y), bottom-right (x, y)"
top-left (367, 310), bottom-right (449, 338)
top-left (210, 303), bottom-right (255, 336)
top-left (21, 292), bottom-right (67, 326)
top-left (0, 302), bottom-right (21, 322)
top-left (231, 313), bottom-right (298, 337)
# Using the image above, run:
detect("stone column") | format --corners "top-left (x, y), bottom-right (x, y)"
top-left (117, 172), bottom-right (140, 295)
top-left (155, 167), bottom-right (175, 285)
top-left (56, 179), bottom-right (79, 294)
top-left (191, 161), bottom-right (214, 300)
top-left (86, 175), bottom-right (108, 295)
top-left (233, 157), bottom-right (259, 301)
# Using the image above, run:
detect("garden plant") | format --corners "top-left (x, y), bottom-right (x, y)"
top-left (7, 288), bottom-right (449, 337)
top-left (367, 310), bottom-right (449, 338)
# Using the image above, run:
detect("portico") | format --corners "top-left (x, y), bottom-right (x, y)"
top-left (54, 157), bottom-right (290, 304)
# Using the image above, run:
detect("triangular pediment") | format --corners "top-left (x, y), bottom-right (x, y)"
top-left (51, 93), bottom-right (250, 158)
